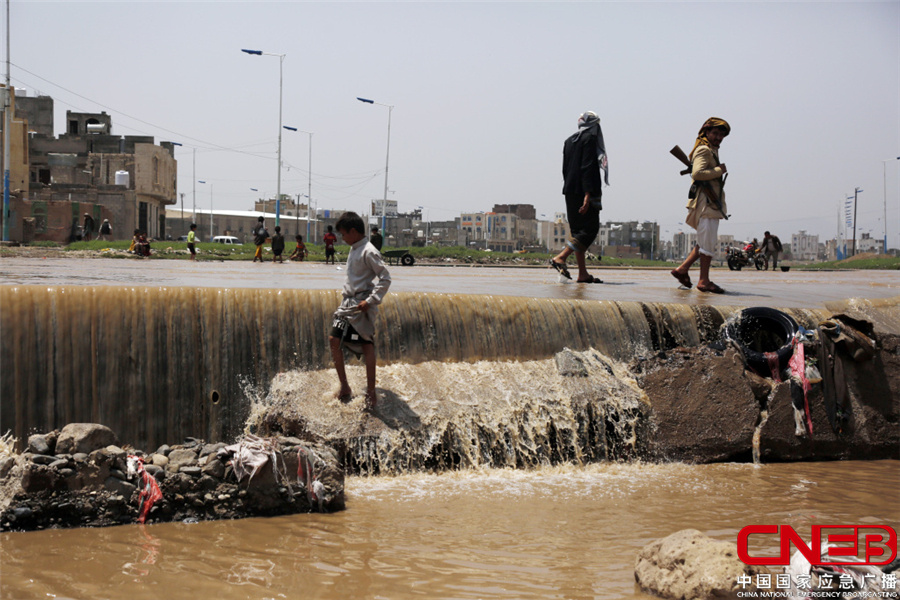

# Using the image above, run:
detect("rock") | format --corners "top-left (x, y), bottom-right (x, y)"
top-left (143, 464), bottom-right (164, 478)
top-left (21, 464), bottom-right (57, 493)
top-left (29, 454), bottom-right (58, 466)
top-left (48, 459), bottom-right (70, 470)
top-left (55, 424), bottom-right (119, 455)
top-left (12, 507), bottom-right (32, 520)
top-left (555, 348), bottom-right (589, 377)
top-left (27, 433), bottom-right (53, 456)
top-left (199, 443), bottom-right (226, 458)
top-left (638, 347), bottom-right (760, 463)
top-left (150, 453), bottom-right (169, 468)
top-left (156, 444), bottom-right (172, 457)
top-left (201, 458), bottom-right (225, 479)
top-left (72, 453), bottom-right (88, 463)
top-left (0, 456), bottom-right (14, 479)
top-left (180, 467), bottom-right (202, 477)
top-left (635, 529), bottom-right (769, 599)
top-left (166, 449), bottom-right (198, 473)
top-left (104, 477), bottom-right (136, 498)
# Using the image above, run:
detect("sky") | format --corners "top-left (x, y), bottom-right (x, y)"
top-left (8, 1), bottom-right (900, 247)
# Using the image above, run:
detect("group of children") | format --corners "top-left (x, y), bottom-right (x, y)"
top-left (128, 229), bottom-right (152, 257)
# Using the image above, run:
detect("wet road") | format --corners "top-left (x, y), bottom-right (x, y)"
top-left (1, 256), bottom-right (898, 309)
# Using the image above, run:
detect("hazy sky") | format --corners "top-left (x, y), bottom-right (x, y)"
top-left (9, 1), bottom-right (900, 246)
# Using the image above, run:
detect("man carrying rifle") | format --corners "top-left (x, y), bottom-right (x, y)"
top-left (670, 117), bottom-right (730, 294)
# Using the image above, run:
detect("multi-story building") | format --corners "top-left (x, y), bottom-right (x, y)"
top-left (791, 230), bottom-right (820, 261)
top-left (537, 218), bottom-right (570, 252)
top-left (2, 90), bottom-right (177, 242)
top-left (856, 232), bottom-right (884, 255)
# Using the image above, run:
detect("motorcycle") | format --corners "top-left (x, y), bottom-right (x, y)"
top-left (726, 245), bottom-right (768, 271)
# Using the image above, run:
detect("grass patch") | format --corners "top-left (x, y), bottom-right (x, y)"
top-left (803, 256), bottom-right (900, 270)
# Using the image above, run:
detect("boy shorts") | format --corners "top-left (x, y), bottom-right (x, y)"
top-left (330, 317), bottom-right (373, 345)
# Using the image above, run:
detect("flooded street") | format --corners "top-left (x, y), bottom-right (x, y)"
top-left (1, 257), bottom-right (898, 599)
top-left (1, 461), bottom-right (897, 600)
top-left (1, 255), bottom-right (899, 309)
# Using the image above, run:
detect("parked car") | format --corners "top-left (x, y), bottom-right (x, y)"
top-left (212, 236), bottom-right (241, 245)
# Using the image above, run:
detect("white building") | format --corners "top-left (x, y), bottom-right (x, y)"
top-left (856, 232), bottom-right (884, 254)
top-left (791, 230), bottom-right (819, 261)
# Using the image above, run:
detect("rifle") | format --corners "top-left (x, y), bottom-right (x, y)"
top-left (670, 145), bottom-right (693, 176)
top-left (669, 145), bottom-right (729, 220)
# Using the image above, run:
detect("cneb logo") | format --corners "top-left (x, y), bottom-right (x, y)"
top-left (737, 525), bottom-right (897, 566)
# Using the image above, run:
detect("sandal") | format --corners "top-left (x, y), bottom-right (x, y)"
top-left (576, 275), bottom-right (603, 284)
top-left (696, 282), bottom-right (726, 294)
top-left (670, 269), bottom-right (692, 289)
top-left (549, 259), bottom-right (572, 280)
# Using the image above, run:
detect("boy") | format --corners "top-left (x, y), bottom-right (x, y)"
top-left (329, 212), bottom-right (391, 410)
top-left (271, 226), bottom-right (285, 263)
top-left (290, 235), bottom-right (308, 261)
top-left (323, 225), bottom-right (337, 264)
top-left (253, 216), bottom-right (268, 263)
top-left (187, 223), bottom-right (197, 260)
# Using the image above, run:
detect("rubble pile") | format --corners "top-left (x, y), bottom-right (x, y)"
top-left (0, 423), bottom-right (344, 532)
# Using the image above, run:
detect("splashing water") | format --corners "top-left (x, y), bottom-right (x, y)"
top-left (247, 348), bottom-right (650, 475)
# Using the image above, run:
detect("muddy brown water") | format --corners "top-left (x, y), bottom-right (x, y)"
top-left (0, 461), bottom-right (897, 600)
top-left (0, 259), bottom-right (897, 598)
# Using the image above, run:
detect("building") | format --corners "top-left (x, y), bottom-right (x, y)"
top-left (791, 230), bottom-right (820, 261)
top-left (855, 232), bottom-right (884, 255)
top-left (537, 218), bottom-right (570, 252)
top-left (2, 89), bottom-right (177, 242)
top-left (166, 208), bottom-right (319, 243)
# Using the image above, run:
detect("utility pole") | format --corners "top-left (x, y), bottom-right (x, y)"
top-left (852, 187), bottom-right (863, 256)
top-left (2, 0), bottom-right (11, 241)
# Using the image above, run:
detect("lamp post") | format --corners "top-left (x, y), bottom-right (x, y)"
top-left (199, 180), bottom-right (212, 240)
top-left (851, 187), bottom-right (863, 256)
top-left (242, 48), bottom-right (285, 228)
top-left (356, 97), bottom-right (393, 235)
top-left (283, 126), bottom-right (313, 238)
top-left (171, 142), bottom-right (184, 225)
top-left (2, 0), bottom-right (10, 242)
top-left (882, 157), bottom-right (900, 254)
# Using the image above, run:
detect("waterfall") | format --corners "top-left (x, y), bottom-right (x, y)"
top-left (0, 286), bottom-right (828, 452)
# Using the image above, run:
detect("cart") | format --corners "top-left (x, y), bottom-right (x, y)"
top-left (382, 249), bottom-right (416, 266)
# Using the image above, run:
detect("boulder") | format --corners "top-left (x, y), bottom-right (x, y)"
top-left (635, 529), bottom-right (769, 599)
top-left (166, 448), bottom-right (199, 473)
top-left (555, 348), bottom-right (589, 377)
top-left (636, 347), bottom-right (760, 462)
top-left (55, 424), bottom-right (119, 456)
top-left (27, 432), bottom-right (57, 456)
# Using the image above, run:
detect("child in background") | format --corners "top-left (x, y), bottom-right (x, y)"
top-left (187, 223), bottom-right (197, 260)
top-left (271, 226), bottom-right (285, 263)
top-left (290, 235), bottom-right (308, 261)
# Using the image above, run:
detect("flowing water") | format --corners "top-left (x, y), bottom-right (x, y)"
top-left (0, 461), bottom-right (897, 600)
top-left (1, 261), bottom-right (898, 599)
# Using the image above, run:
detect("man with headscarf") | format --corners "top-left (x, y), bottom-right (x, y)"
top-left (550, 111), bottom-right (608, 284)
top-left (670, 117), bottom-right (730, 294)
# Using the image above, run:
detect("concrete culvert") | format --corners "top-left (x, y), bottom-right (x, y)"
top-left (723, 307), bottom-right (799, 375)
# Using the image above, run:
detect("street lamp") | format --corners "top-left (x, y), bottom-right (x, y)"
top-left (851, 187), bottom-right (863, 256)
top-left (171, 142), bottom-right (184, 222)
top-left (199, 180), bottom-right (213, 240)
top-left (882, 157), bottom-right (900, 254)
top-left (357, 97), bottom-right (393, 235)
top-left (283, 126), bottom-right (313, 239)
top-left (242, 48), bottom-right (286, 228)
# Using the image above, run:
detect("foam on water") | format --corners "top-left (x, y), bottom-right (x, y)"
top-left (249, 348), bottom-right (650, 474)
